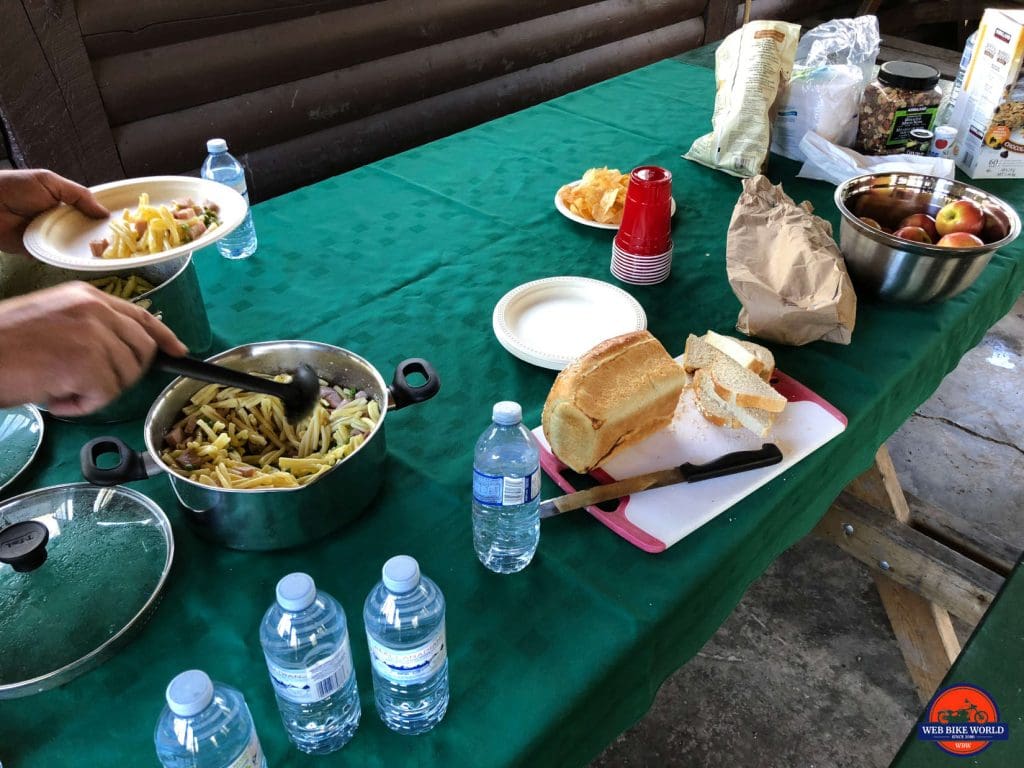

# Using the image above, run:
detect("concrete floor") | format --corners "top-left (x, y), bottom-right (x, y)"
top-left (591, 295), bottom-right (1024, 768)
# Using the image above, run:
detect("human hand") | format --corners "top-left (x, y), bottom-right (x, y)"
top-left (0, 169), bottom-right (108, 254)
top-left (0, 282), bottom-right (188, 416)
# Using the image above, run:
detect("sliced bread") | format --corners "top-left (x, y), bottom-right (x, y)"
top-left (692, 369), bottom-right (741, 429)
top-left (693, 369), bottom-right (776, 437)
top-left (708, 356), bottom-right (787, 413)
top-left (683, 332), bottom-right (774, 382)
top-left (705, 330), bottom-right (775, 381)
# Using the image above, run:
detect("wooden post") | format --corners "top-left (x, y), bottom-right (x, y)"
top-left (0, 0), bottom-right (122, 183)
top-left (845, 446), bottom-right (961, 703)
top-left (702, 0), bottom-right (739, 44)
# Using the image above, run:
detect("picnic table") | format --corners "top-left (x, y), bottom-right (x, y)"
top-left (2, 49), bottom-right (1023, 767)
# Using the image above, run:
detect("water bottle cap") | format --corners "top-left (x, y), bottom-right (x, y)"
top-left (492, 401), bottom-right (522, 426)
top-left (206, 138), bottom-right (228, 154)
top-left (382, 555), bottom-right (420, 593)
top-left (276, 572), bottom-right (316, 611)
top-left (166, 670), bottom-right (214, 717)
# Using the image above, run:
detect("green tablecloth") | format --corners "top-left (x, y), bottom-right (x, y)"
top-left (891, 556), bottom-right (1024, 768)
top-left (2, 57), bottom-right (1023, 767)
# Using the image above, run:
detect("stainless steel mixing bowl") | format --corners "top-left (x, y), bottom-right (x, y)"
top-left (834, 173), bottom-right (1020, 303)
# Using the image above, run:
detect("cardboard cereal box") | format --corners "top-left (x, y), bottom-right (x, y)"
top-left (950, 8), bottom-right (1024, 178)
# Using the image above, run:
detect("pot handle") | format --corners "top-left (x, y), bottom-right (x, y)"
top-left (388, 358), bottom-right (440, 411)
top-left (80, 437), bottom-right (156, 486)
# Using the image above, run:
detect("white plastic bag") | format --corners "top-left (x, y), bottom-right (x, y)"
top-left (771, 17), bottom-right (881, 162)
top-left (796, 131), bottom-right (955, 185)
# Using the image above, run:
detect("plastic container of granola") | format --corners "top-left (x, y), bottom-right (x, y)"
top-left (856, 61), bottom-right (942, 155)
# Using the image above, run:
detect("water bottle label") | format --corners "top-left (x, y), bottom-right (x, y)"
top-left (227, 732), bottom-right (263, 768)
top-left (367, 625), bottom-right (446, 685)
top-left (265, 635), bottom-right (354, 704)
top-left (473, 467), bottom-right (540, 505)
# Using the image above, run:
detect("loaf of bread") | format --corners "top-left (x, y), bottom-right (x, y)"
top-left (542, 330), bottom-right (687, 474)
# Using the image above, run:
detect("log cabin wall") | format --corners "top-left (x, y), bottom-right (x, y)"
top-left (0, 0), bottom-right (833, 201)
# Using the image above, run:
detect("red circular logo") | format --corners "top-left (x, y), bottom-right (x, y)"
top-left (927, 685), bottom-right (999, 756)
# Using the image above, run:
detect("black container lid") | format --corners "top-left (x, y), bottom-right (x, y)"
top-left (878, 61), bottom-right (941, 91)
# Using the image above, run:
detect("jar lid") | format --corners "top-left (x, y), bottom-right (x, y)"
top-left (910, 128), bottom-right (934, 139)
top-left (0, 483), bottom-right (173, 699)
top-left (877, 61), bottom-right (940, 91)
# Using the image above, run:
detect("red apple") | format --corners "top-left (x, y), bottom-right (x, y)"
top-left (892, 226), bottom-right (933, 244)
top-left (898, 213), bottom-right (939, 242)
top-left (981, 205), bottom-right (1011, 243)
top-left (858, 216), bottom-right (882, 230)
top-left (935, 199), bottom-right (985, 236)
top-left (937, 232), bottom-right (985, 248)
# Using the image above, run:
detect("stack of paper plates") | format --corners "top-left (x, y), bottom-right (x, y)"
top-left (492, 276), bottom-right (647, 370)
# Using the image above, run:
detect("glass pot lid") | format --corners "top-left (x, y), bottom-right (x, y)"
top-left (0, 404), bottom-right (44, 494)
top-left (0, 483), bottom-right (173, 699)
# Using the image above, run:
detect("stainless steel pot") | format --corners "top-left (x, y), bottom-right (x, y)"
top-left (0, 252), bottom-right (212, 422)
top-left (834, 173), bottom-right (1021, 303)
top-left (80, 341), bottom-right (439, 550)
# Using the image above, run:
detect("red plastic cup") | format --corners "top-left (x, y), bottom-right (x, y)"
top-left (614, 166), bottom-right (673, 256)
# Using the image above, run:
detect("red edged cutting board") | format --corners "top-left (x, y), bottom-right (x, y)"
top-left (531, 365), bottom-right (847, 553)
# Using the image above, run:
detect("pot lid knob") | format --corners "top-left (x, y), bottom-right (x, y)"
top-left (0, 520), bottom-right (49, 573)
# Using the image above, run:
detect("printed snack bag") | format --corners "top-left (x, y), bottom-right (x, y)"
top-left (686, 21), bottom-right (800, 177)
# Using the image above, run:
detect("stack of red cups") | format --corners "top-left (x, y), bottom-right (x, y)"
top-left (610, 166), bottom-right (673, 285)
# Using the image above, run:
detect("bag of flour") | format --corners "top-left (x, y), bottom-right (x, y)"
top-left (771, 17), bottom-right (881, 161)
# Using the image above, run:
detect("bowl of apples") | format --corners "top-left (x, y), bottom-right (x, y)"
top-left (834, 173), bottom-right (1020, 303)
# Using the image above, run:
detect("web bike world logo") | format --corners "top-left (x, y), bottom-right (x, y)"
top-left (917, 684), bottom-right (1009, 756)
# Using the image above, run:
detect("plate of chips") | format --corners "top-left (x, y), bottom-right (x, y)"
top-left (555, 167), bottom-right (675, 229)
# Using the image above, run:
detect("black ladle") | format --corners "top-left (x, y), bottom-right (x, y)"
top-left (154, 351), bottom-right (320, 422)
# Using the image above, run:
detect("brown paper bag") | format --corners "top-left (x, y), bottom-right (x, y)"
top-left (726, 175), bottom-right (856, 345)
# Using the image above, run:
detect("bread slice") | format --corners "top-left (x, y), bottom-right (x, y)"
top-left (683, 333), bottom-right (720, 374)
top-left (693, 369), bottom-right (776, 437)
top-left (692, 369), bottom-right (741, 429)
top-left (542, 330), bottom-right (687, 474)
top-left (683, 332), bottom-right (774, 382)
top-left (708, 356), bottom-right (787, 413)
top-left (705, 331), bottom-right (774, 380)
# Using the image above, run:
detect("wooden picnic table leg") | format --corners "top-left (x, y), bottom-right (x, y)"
top-left (846, 446), bottom-right (961, 703)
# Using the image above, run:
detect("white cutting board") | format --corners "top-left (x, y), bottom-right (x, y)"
top-left (531, 366), bottom-right (847, 553)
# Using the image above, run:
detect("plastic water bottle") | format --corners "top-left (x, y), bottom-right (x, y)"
top-left (472, 401), bottom-right (541, 573)
top-left (940, 30), bottom-right (978, 124)
top-left (200, 138), bottom-right (258, 259)
top-left (259, 573), bottom-right (361, 754)
top-left (363, 555), bottom-right (449, 734)
top-left (154, 669), bottom-right (267, 768)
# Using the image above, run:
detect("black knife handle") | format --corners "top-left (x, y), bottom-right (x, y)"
top-left (677, 444), bottom-right (783, 483)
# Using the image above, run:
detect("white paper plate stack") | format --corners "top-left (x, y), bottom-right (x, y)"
top-left (492, 276), bottom-right (647, 370)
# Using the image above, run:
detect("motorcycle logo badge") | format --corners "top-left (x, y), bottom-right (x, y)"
top-left (917, 684), bottom-right (1009, 756)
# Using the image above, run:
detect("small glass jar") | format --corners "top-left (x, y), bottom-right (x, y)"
top-left (857, 61), bottom-right (943, 155)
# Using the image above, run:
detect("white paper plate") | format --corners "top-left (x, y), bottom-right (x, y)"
top-left (492, 276), bottom-right (647, 370)
top-left (23, 176), bottom-right (248, 271)
top-left (554, 180), bottom-right (676, 230)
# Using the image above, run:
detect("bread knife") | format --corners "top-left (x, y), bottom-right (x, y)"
top-left (538, 443), bottom-right (783, 519)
